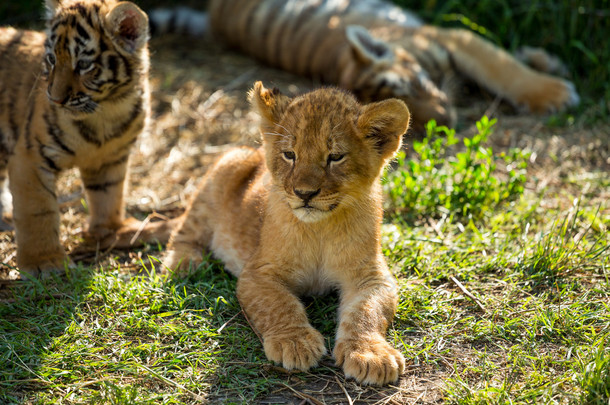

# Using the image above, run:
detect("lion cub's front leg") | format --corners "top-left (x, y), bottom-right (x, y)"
top-left (333, 269), bottom-right (405, 385)
top-left (237, 266), bottom-right (327, 371)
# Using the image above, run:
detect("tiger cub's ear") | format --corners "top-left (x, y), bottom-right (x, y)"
top-left (357, 98), bottom-right (410, 162)
top-left (106, 2), bottom-right (149, 53)
top-left (44, 0), bottom-right (61, 19)
top-left (346, 25), bottom-right (394, 67)
top-left (249, 81), bottom-right (291, 133)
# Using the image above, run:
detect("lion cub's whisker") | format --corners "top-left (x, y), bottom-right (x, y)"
top-left (163, 81), bottom-right (411, 386)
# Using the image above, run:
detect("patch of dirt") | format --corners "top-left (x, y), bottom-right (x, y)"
top-left (1, 33), bottom-right (608, 402)
top-left (253, 362), bottom-right (446, 404)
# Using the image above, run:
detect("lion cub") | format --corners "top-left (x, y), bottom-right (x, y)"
top-left (163, 82), bottom-right (410, 385)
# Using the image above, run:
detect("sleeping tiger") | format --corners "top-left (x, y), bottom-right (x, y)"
top-left (150, 0), bottom-right (579, 131)
top-left (0, 0), bottom-right (168, 278)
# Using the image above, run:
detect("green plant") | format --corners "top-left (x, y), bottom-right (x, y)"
top-left (516, 202), bottom-right (610, 291)
top-left (574, 341), bottom-right (610, 405)
top-left (384, 117), bottom-right (529, 222)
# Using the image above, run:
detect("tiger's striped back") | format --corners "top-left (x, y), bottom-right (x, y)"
top-left (208, 0), bottom-right (453, 130)
top-left (210, 0), bottom-right (422, 72)
top-left (205, 0), bottom-right (579, 131)
top-left (0, 0), bottom-right (152, 276)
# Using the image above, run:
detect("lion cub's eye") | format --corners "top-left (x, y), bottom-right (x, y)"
top-left (327, 153), bottom-right (345, 164)
top-left (282, 151), bottom-right (296, 162)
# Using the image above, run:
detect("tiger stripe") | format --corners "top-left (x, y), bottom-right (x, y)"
top-left (83, 177), bottom-right (125, 192)
top-left (43, 111), bottom-right (75, 155)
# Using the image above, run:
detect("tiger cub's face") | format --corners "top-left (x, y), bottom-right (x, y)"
top-left (43, 0), bottom-right (149, 114)
top-left (250, 82), bottom-right (410, 223)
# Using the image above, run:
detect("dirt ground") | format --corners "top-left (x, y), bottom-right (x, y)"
top-left (1, 32), bottom-right (608, 403)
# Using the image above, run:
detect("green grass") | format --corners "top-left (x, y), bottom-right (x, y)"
top-left (1, 261), bottom-right (274, 403)
top-left (384, 117), bottom-right (529, 221)
top-left (381, 121), bottom-right (609, 403)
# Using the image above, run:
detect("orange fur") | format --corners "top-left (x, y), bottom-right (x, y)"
top-left (164, 82), bottom-right (410, 385)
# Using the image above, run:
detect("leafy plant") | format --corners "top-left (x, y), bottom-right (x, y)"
top-left (384, 117), bottom-right (529, 222)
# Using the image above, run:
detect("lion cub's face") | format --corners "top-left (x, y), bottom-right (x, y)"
top-left (250, 82), bottom-right (410, 223)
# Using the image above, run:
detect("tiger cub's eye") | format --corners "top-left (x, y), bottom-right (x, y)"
top-left (77, 59), bottom-right (93, 72)
top-left (46, 53), bottom-right (56, 66)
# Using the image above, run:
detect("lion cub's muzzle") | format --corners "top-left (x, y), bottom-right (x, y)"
top-left (288, 187), bottom-right (340, 223)
top-left (293, 187), bottom-right (321, 206)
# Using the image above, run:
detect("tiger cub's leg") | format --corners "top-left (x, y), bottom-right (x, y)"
top-left (236, 265), bottom-right (327, 371)
top-left (8, 159), bottom-right (67, 278)
top-left (79, 157), bottom-right (130, 246)
top-left (333, 268), bottom-right (405, 386)
top-left (80, 157), bottom-right (178, 251)
top-left (420, 27), bottom-right (579, 112)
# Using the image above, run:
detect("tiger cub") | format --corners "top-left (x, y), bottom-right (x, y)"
top-left (150, 0), bottom-right (580, 131)
top-left (0, 0), bottom-right (152, 278)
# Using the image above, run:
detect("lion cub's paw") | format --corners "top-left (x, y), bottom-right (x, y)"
top-left (334, 336), bottom-right (405, 386)
top-left (263, 326), bottom-right (327, 371)
top-left (161, 249), bottom-right (203, 276)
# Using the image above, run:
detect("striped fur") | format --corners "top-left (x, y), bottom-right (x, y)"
top-left (151, 0), bottom-right (580, 131)
top-left (0, 0), bottom-right (150, 277)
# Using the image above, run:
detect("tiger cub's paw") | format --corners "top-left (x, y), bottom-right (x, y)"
top-left (263, 326), bottom-right (327, 371)
top-left (19, 254), bottom-right (73, 280)
top-left (334, 335), bottom-right (405, 386)
top-left (517, 76), bottom-right (580, 114)
top-left (515, 46), bottom-right (569, 77)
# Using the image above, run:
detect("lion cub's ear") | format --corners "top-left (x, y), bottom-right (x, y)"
top-left (357, 99), bottom-right (411, 160)
top-left (249, 81), bottom-right (291, 133)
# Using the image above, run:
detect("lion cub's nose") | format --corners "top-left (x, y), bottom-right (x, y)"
top-left (293, 188), bottom-right (320, 203)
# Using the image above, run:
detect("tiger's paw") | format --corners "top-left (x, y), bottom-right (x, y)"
top-left (515, 46), bottom-right (569, 77)
top-left (334, 335), bottom-right (405, 386)
top-left (516, 76), bottom-right (580, 114)
top-left (19, 254), bottom-right (72, 280)
top-left (82, 222), bottom-right (123, 249)
top-left (263, 326), bottom-right (327, 371)
top-left (82, 217), bottom-right (177, 250)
